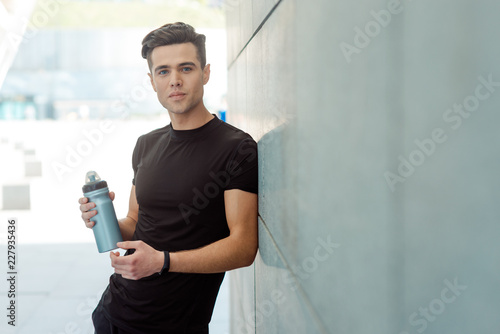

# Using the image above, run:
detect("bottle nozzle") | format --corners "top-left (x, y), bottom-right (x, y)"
top-left (85, 171), bottom-right (101, 184)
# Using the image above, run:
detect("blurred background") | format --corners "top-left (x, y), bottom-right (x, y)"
top-left (0, 0), bottom-right (229, 333)
top-left (3, 0), bottom-right (500, 334)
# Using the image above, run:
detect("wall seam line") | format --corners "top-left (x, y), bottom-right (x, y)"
top-left (227, 0), bottom-right (284, 70)
top-left (258, 214), bottom-right (329, 334)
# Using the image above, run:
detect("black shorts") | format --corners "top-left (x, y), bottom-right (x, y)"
top-left (92, 305), bottom-right (133, 334)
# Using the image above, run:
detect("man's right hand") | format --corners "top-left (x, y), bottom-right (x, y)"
top-left (78, 192), bottom-right (115, 229)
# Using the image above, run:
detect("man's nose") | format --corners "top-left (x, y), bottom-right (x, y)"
top-left (170, 73), bottom-right (182, 87)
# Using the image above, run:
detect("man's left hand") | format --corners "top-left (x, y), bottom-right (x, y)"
top-left (110, 241), bottom-right (164, 280)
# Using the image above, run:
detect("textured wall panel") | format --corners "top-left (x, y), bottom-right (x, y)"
top-left (227, 0), bottom-right (500, 333)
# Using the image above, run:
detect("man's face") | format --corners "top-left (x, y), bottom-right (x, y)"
top-left (148, 43), bottom-right (210, 115)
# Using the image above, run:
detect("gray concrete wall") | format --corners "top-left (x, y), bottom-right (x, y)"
top-left (226, 1), bottom-right (500, 333)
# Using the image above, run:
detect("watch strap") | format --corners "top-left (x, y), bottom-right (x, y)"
top-left (159, 251), bottom-right (170, 275)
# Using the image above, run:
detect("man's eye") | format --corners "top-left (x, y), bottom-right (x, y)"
top-left (182, 67), bottom-right (192, 72)
top-left (159, 70), bottom-right (168, 75)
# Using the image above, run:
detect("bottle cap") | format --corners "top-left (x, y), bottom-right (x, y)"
top-left (82, 171), bottom-right (108, 193)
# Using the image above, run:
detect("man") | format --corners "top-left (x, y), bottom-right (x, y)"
top-left (78, 22), bottom-right (258, 334)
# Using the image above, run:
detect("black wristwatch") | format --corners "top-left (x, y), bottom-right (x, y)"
top-left (159, 251), bottom-right (170, 275)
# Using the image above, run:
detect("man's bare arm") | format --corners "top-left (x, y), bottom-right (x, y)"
top-left (118, 185), bottom-right (139, 241)
top-left (111, 188), bottom-right (258, 279)
top-left (169, 188), bottom-right (258, 273)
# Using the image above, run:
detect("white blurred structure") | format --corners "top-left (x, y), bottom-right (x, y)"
top-left (0, 0), bottom-right (37, 90)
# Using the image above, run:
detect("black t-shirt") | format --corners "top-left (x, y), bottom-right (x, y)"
top-left (100, 115), bottom-right (258, 334)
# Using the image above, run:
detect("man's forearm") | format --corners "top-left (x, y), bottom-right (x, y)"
top-left (168, 233), bottom-right (257, 274)
top-left (166, 190), bottom-right (259, 274)
top-left (118, 216), bottom-right (137, 241)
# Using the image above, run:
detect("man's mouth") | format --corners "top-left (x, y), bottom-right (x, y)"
top-left (169, 91), bottom-right (186, 100)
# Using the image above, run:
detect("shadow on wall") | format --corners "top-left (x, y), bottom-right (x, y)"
top-left (256, 118), bottom-right (297, 268)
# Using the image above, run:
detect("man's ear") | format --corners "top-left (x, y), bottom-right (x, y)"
top-left (202, 64), bottom-right (211, 85)
top-left (148, 72), bottom-right (157, 92)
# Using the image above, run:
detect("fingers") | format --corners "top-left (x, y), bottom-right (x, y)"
top-left (78, 197), bottom-right (88, 205)
top-left (110, 251), bottom-right (132, 275)
top-left (110, 251), bottom-right (120, 258)
top-left (79, 202), bottom-right (95, 213)
top-left (117, 240), bottom-right (141, 250)
top-left (110, 251), bottom-right (143, 280)
top-left (111, 252), bottom-right (128, 265)
top-left (81, 212), bottom-right (96, 228)
top-left (79, 192), bottom-right (113, 229)
top-left (79, 197), bottom-right (97, 228)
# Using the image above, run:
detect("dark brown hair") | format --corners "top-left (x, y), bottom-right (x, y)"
top-left (141, 22), bottom-right (206, 71)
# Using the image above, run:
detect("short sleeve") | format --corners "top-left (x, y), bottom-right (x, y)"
top-left (225, 138), bottom-right (258, 194)
top-left (132, 136), bottom-right (143, 186)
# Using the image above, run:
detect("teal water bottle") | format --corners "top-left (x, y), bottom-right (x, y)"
top-left (82, 171), bottom-right (122, 253)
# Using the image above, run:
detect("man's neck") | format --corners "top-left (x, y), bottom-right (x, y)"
top-left (168, 108), bottom-right (214, 131)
